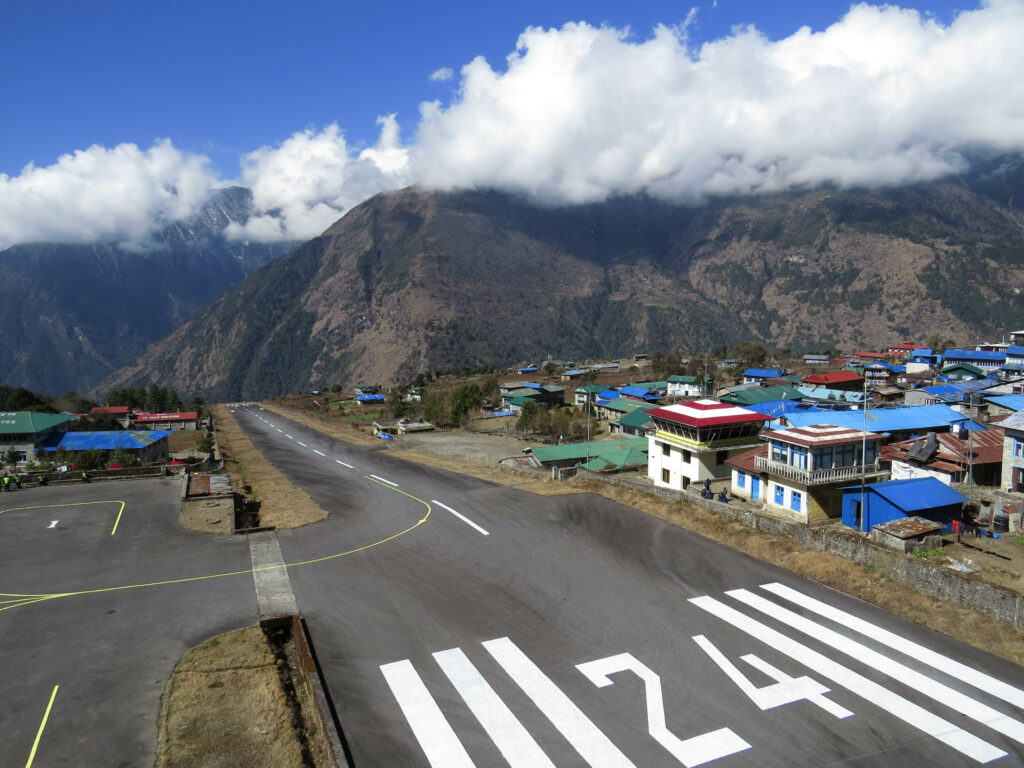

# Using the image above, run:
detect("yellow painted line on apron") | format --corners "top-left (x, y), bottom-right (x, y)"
top-left (0, 478), bottom-right (430, 612)
top-left (0, 501), bottom-right (127, 536)
top-left (24, 684), bottom-right (59, 768)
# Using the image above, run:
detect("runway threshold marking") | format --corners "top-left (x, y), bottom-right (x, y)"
top-left (0, 501), bottom-right (127, 536)
top-left (0, 482), bottom-right (432, 613)
top-left (24, 684), bottom-right (58, 768)
top-left (431, 500), bottom-right (489, 535)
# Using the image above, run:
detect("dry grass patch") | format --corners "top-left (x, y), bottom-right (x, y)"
top-left (156, 627), bottom-right (307, 768)
top-left (180, 496), bottom-right (235, 535)
top-left (213, 405), bottom-right (326, 530)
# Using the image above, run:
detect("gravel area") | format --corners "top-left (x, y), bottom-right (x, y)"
top-left (387, 430), bottom-right (529, 465)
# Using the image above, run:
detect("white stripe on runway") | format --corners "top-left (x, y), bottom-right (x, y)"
top-left (482, 637), bottom-right (635, 768)
top-left (313, 450), bottom-right (325, 456)
top-left (297, 441), bottom-right (307, 447)
top-left (370, 474), bottom-right (398, 486)
top-left (335, 459), bottom-right (353, 468)
top-left (760, 582), bottom-right (1024, 710)
top-left (276, 428), bottom-right (283, 432)
top-left (432, 500), bottom-right (489, 535)
top-left (285, 434), bottom-right (293, 439)
top-left (727, 588), bottom-right (1024, 748)
top-left (434, 647), bottom-right (555, 768)
top-left (380, 660), bottom-right (475, 768)
top-left (689, 595), bottom-right (1005, 763)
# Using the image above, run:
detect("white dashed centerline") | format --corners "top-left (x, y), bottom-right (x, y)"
top-left (285, 435), bottom-right (293, 440)
top-left (370, 474), bottom-right (398, 487)
top-left (432, 501), bottom-right (489, 536)
top-left (297, 441), bottom-right (307, 447)
top-left (335, 459), bottom-right (353, 468)
top-left (313, 450), bottom-right (325, 456)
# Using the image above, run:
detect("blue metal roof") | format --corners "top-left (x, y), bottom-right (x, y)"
top-left (521, 382), bottom-right (543, 389)
top-left (517, 366), bottom-right (538, 372)
top-left (598, 389), bottom-right (620, 400)
top-left (742, 400), bottom-right (822, 417)
top-left (844, 478), bottom-right (966, 512)
top-left (619, 386), bottom-right (650, 398)
top-left (356, 393), bottom-right (386, 401)
top-left (43, 430), bottom-right (172, 451)
top-left (742, 368), bottom-right (785, 378)
top-left (564, 369), bottom-right (584, 375)
top-left (920, 379), bottom-right (993, 401)
top-left (1007, 345), bottom-right (1024, 355)
top-left (943, 349), bottom-right (1006, 361)
top-left (773, 404), bottom-right (984, 434)
top-left (795, 386), bottom-right (865, 402)
top-left (985, 394), bottom-right (1024, 411)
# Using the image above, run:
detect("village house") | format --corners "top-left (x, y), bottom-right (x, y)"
top-left (0, 411), bottom-right (77, 464)
top-left (887, 340), bottom-right (929, 359)
top-left (887, 426), bottom-right (1004, 487)
top-left (801, 353), bottom-right (830, 366)
top-left (647, 400), bottom-right (769, 491)
top-left (1000, 409), bottom-right (1024, 493)
top-left (131, 411), bottom-right (200, 431)
top-left (941, 349), bottom-right (1006, 373)
top-left (42, 430), bottom-right (172, 463)
top-left (666, 374), bottom-right (709, 399)
top-left (840, 478), bottom-right (966, 534)
top-left (801, 370), bottom-right (865, 392)
top-left (740, 368), bottom-right (785, 384)
top-left (728, 424), bottom-right (886, 523)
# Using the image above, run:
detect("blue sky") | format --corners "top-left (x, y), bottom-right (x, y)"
top-left (0, 0), bottom-right (1013, 247)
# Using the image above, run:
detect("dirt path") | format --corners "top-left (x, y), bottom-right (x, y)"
top-left (213, 404), bottom-right (327, 530)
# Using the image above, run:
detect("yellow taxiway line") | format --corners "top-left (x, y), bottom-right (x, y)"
top-left (0, 501), bottom-right (127, 536)
top-left (24, 684), bottom-right (59, 768)
top-left (0, 477), bottom-right (431, 613)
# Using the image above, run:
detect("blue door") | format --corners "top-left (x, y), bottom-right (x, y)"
top-left (751, 476), bottom-right (760, 501)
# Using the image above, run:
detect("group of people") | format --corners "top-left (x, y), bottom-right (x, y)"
top-left (0, 472), bottom-right (89, 490)
top-left (700, 478), bottom-right (729, 502)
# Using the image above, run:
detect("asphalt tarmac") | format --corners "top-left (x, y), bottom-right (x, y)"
top-left (3, 404), bottom-right (1023, 768)
top-left (231, 405), bottom-right (1024, 768)
top-left (0, 476), bottom-right (256, 768)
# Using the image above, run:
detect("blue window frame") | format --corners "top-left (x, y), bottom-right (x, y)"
top-left (775, 485), bottom-right (785, 505)
top-left (736, 471), bottom-right (746, 488)
top-left (1015, 438), bottom-right (1024, 458)
top-left (791, 491), bottom-right (802, 513)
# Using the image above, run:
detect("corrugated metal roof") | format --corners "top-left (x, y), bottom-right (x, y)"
top-left (986, 394), bottom-right (1024, 411)
top-left (720, 385), bottom-right (805, 406)
top-left (0, 411), bottom-right (76, 435)
top-left (943, 349), bottom-right (1006, 361)
top-left (775, 404), bottom-right (982, 434)
top-left (44, 430), bottom-right (172, 451)
top-left (853, 477), bottom-right (967, 511)
top-left (742, 368), bottom-right (785, 378)
top-left (531, 437), bottom-right (648, 464)
top-left (616, 408), bottom-right (657, 429)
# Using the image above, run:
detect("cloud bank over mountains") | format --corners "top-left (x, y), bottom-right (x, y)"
top-left (4, 0), bottom-right (1024, 249)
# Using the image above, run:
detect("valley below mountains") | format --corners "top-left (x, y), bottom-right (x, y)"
top-left (100, 155), bottom-right (1024, 401)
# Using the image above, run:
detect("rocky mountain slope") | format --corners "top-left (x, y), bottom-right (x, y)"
top-left (102, 155), bottom-right (1024, 401)
top-left (0, 187), bottom-right (294, 395)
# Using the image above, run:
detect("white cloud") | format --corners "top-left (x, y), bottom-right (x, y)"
top-left (6, 2), bottom-right (1024, 249)
top-left (413, 2), bottom-right (1024, 201)
top-left (0, 140), bottom-right (217, 249)
top-left (429, 67), bottom-right (454, 82)
top-left (225, 117), bottom-right (411, 242)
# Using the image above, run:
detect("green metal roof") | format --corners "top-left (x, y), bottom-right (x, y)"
top-left (0, 411), bottom-right (76, 435)
top-left (575, 384), bottom-right (607, 393)
top-left (719, 385), bottom-right (804, 406)
top-left (508, 396), bottom-right (539, 406)
top-left (581, 443), bottom-right (649, 471)
top-left (634, 380), bottom-right (668, 390)
top-left (600, 399), bottom-right (648, 415)
top-left (531, 437), bottom-right (648, 465)
top-left (616, 408), bottom-right (657, 429)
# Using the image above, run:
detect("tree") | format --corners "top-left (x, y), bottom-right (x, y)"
top-left (423, 392), bottom-right (449, 424)
top-left (733, 341), bottom-right (768, 367)
top-left (544, 361), bottom-right (560, 377)
top-left (109, 447), bottom-right (135, 467)
top-left (516, 401), bottom-right (542, 433)
top-left (450, 384), bottom-right (482, 424)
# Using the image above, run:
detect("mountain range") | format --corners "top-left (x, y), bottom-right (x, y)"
top-left (0, 186), bottom-right (293, 396)
top-left (98, 154), bottom-right (1024, 402)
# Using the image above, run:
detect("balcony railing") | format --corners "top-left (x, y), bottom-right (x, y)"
top-left (753, 455), bottom-right (887, 485)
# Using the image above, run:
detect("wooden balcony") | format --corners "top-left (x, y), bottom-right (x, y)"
top-left (753, 455), bottom-right (887, 486)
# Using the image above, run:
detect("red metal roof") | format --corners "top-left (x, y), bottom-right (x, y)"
top-left (854, 351), bottom-right (889, 360)
top-left (647, 400), bottom-right (769, 427)
top-left (802, 371), bottom-right (864, 385)
top-left (90, 406), bottom-right (131, 415)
